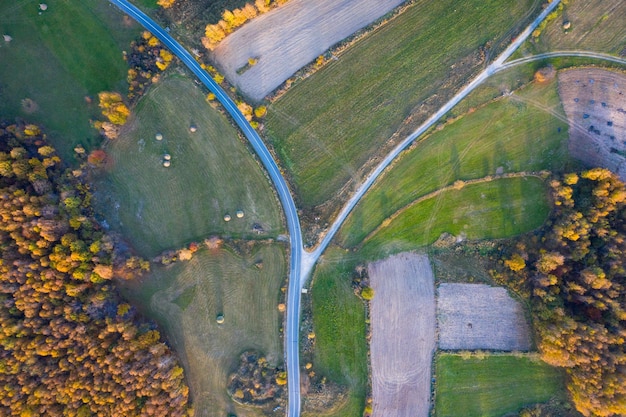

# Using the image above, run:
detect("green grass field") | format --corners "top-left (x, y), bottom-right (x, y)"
top-left (94, 75), bottom-right (282, 257)
top-left (309, 248), bottom-right (368, 417)
top-left (0, 0), bottom-right (139, 160)
top-left (516, 0), bottom-right (626, 57)
top-left (339, 79), bottom-right (573, 247)
top-left (120, 244), bottom-right (286, 417)
top-left (265, 0), bottom-right (536, 209)
top-left (435, 354), bottom-right (566, 417)
top-left (362, 177), bottom-right (550, 258)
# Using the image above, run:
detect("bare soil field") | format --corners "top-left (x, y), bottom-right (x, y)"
top-left (437, 283), bottom-right (531, 351)
top-left (368, 252), bottom-right (436, 417)
top-left (558, 68), bottom-right (626, 180)
top-left (212, 0), bottom-right (405, 100)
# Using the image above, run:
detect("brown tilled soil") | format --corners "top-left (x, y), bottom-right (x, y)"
top-left (558, 68), bottom-right (626, 180)
top-left (212, 0), bottom-right (405, 101)
top-left (437, 283), bottom-right (531, 351)
top-left (368, 252), bottom-right (436, 417)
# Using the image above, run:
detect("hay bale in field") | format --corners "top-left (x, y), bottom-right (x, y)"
top-left (224, 214), bottom-right (232, 222)
top-left (155, 133), bottom-right (163, 141)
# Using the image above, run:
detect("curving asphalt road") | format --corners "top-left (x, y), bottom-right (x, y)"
top-left (302, 0), bottom-right (563, 280)
top-left (107, 1), bottom-right (303, 416)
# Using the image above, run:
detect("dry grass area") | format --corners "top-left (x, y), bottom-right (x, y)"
top-left (558, 68), bottom-right (626, 181)
top-left (437, 283), bottom-right (531, 351)
top-left (212, 0), bottom-right (404, 100)
top-left (368, 252), bottom-right (436, 417)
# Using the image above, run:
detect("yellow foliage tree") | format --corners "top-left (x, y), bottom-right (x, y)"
top-left (157, 0), bottom-right (176, 8)
top-left (98, 92), bottom-right (130, 125)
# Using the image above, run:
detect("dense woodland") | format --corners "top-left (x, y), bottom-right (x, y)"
top-left (499, 169), bottom-right (626, 417)
top-left (0, 122), bottom-right (193, 416)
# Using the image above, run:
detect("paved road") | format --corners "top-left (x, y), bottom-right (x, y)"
top-left (302, 0), bottom-right (563, 280)
top-left (107, 1), bottom-right (303, 416)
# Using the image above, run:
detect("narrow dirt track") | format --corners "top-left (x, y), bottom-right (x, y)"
top-left (368, 252), bottom-right (436, 417)
top-left (212, 0), bottom-right (405, 100)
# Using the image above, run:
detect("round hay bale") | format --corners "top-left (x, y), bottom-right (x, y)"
top-left (216, 314), bottom-right (225, 324)
top-left (39, 4), bottom-right (48, 11)
top-left (163, 160), bottom-right (171, 167)
top-left (189, 125), bottom-right (197, 133)
top-left (223, 214), bottom-right (232, 222)
top-left (236, 210), bottom-right (244, 218)
top-left (155, 133), bottom-right (163, 141)
top-left (163, 153), bottom-right (171, 161)
top-left (563, 21), bottom-right (571, 30)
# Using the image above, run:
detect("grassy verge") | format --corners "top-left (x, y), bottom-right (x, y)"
top-left (515, 0), bottom-right (626, 57)
top-left (434, 353), bottom-right (566, 417)
top-left (362, 177), bottom-right (550, 258)
top-left (265, 0), bottom-right (536, 209)
top-left (0, 0), bottom-right (139, 159)
top-left (309, 248), bottom-right (368, 417)
top-left (340, 78), bottom-right (573, 247)
top-left (120, 243), bottom-right (286, 417)
top-left (94, 74), bottom-right (282, 258)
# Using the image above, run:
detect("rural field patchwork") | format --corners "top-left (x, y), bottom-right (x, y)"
top-left (120, 244), bottom-right (286, 417)
top-left (368, 253), bottom-right (436, 417)
top-left (266, 0), bottom-right (537, 211)
top-left (94, 75), bottom-right (283, 257)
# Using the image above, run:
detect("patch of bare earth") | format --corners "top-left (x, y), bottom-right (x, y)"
top-left (212, 0), bottom-right (405, 101)
top-left (437, 283), bottom-right (531, 351)
top-left (558, 68), bottom-right (626, 180)
top-left (368, 252), bottom-right (436, 417)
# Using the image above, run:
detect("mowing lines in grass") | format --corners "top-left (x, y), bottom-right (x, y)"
top-left (94, 75), bottom-right (282, 257)
top-left (266, 0), bottom-right (535, 209)
top-left (340, 80), bottom-right (571, 247)
top-left (310, 248), bottom-right (368, 417)
top-left (363, 177), bottom-right (550, 257)
top-left (0, 0), bottom-right (139, 159)
top-left (120, 245), bottom-right (286, 417)
top-left (434, 353), bottom-right (565, 417)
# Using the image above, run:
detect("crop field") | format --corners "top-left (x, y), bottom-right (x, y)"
top-left (339, 78), bottom-right (572, 247)
top-left (0, 0), bottom-right (138, 159)
top-left (265, 0), bottom-right (536, 210)
top-left (519, 0), bottom-right (626, 56)
top-left (94, 75), bottom-right (282, 257)
top-left (310, 248), bottom-right (368, 417)
top-left (362, 177), bottom-right (550, 257)
top-left (434, 354), bottom-right (565, 417)
top-left (437, 283), bottom-right (531, 351)
top-left (120, 244), bottom-right (286, 417)
top-left (368, 253), bottom-right (436, 417)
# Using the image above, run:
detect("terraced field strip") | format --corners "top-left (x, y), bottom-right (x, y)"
top-left (362, 176), bottom-right (550, 256)
top-left (368, 252), bottom-right (436, 417)
top-left (266, 0), bottom-right (536, 209)
top-left (95, 75), bottom-right (282, 257)
top-left (121, 244), bottom-right (286, 417)
top-left (339, 79), bottom-right (571, 247)
top-left (0, 0), bottom-right (138, 159)
top-left (434, 353), bottom-right (565, 417)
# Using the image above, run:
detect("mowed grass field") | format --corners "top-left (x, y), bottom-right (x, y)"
top-left (362, 177), bottom-right (550, 257)
top-left (0, 0), bottom-right (138, 159)
top-left (340, 78), bottom-right (573, 247)
top-left (94, 75), bottom-right (282, 257)
top-left (309, 249), bottom-right (368, 417)
top-left (265, 0), bottom-right (536, 209)
top-left (120, 244), bottom-right (286, 417)
top-left (434, 354), bottom-right (565, 417)
top-left (518, 0), bottom-right (626, 56)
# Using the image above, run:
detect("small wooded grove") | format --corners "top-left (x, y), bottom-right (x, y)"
top-left (0, 122), bottom-right (193, 416)
top-left (497, 168), bottom-right (626, 417)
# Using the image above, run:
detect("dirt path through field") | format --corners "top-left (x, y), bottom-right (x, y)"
top-left (212, 0), bottom-right (405, 101)
top-left (368, 252), bottom-right (436, 417)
